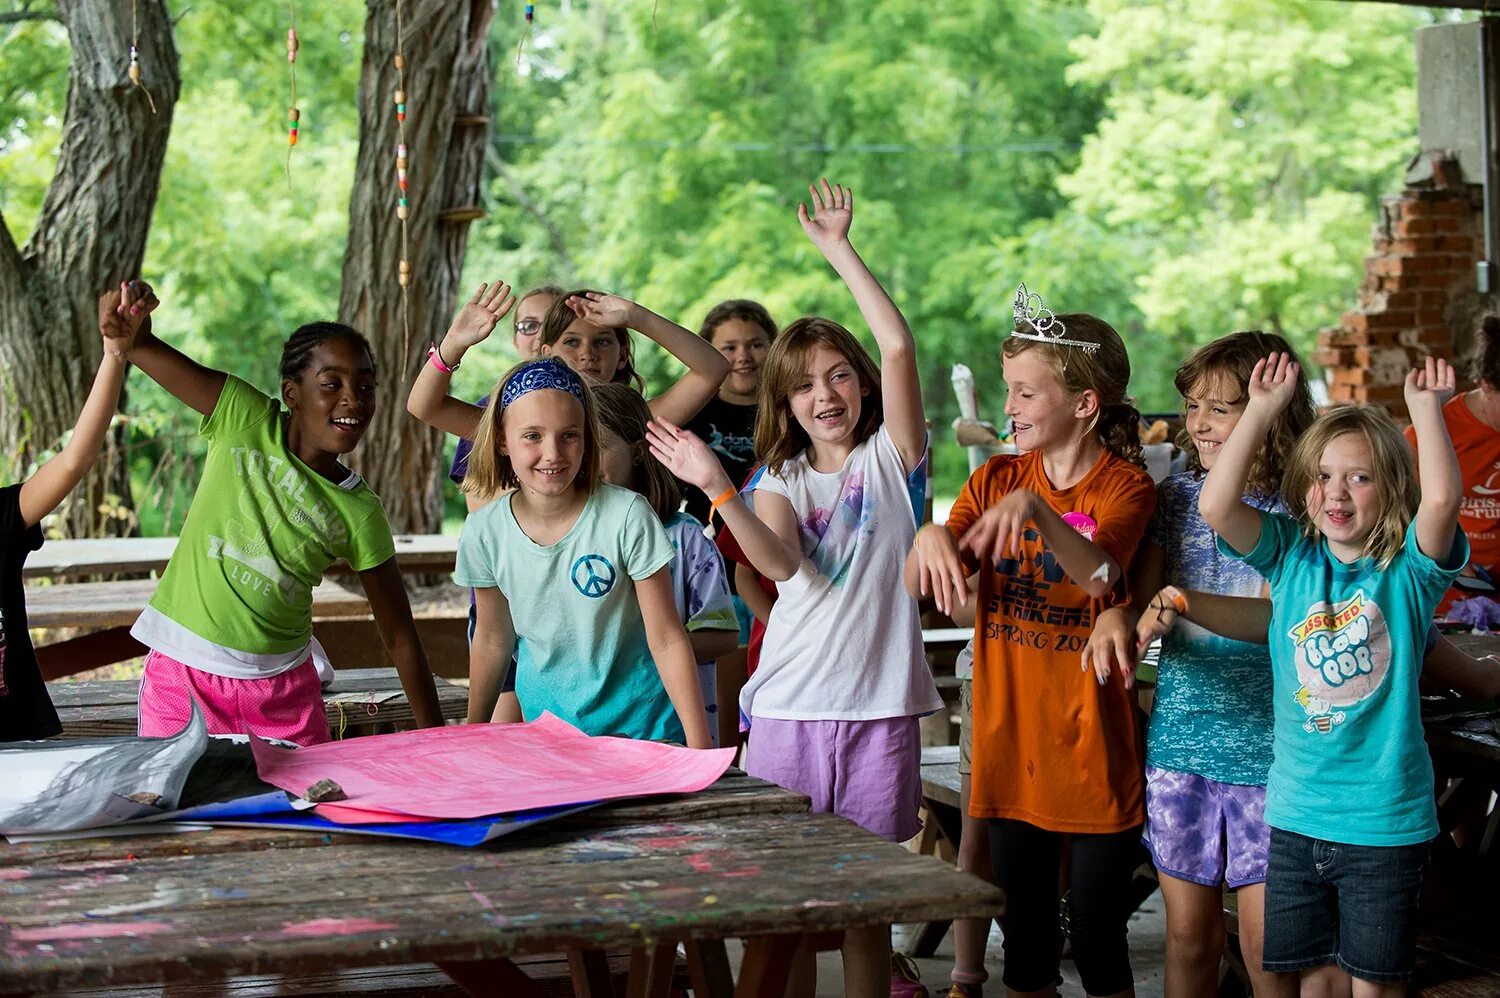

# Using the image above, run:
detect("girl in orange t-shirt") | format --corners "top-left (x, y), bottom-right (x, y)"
top-left (906, 287), bottom-right (1155, 998)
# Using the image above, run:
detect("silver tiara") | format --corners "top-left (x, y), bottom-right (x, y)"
top-left (1010, 283), bottom-right (1099, 353)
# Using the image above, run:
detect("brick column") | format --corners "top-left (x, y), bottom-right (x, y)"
top-left (1317, 162), bottom-right (1483, 421)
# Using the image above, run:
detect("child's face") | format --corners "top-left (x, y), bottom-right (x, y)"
top-left (545, 316), bottom-right (624, 382)
top-left (597, 427), bottom-right (636, 490)
top-left (500, 389), bottom-right (586, 497)
top-left (1306, 431), bottom-right (1380, 560)
top-left (1001, 350), bottom-right (1078, 453)
top-left (1183, 373), bottom-right (1248, 470)
top-left (512, 293), bottom-right (559, 360)
top-left (711, 319), bottom-right (771, 398)
top-left (788, 344), bottom-right (867, 447)
top-left (282, 337), bottom-right (377, 457)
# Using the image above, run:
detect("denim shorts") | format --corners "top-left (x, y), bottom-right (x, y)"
top-left (1263, 827), bottom-right (1429, 984)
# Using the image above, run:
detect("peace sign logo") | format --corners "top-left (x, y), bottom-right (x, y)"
top-left (571, 554), bottom-right (617, 599)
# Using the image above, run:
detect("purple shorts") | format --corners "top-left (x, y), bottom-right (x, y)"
top-left (746, 715), bottom-right (923, 842)
top-left (138, 650), bottom-right (331, 746)
top-left (1144, 765), bottom-right (1270, 889)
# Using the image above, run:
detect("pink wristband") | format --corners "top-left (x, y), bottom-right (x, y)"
top-left (427, 345), bottom-right (457, 374)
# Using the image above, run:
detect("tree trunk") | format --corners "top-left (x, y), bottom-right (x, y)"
top-left (0, 0), bottom-right (178, 537)
top-left (340, 0), bottom-right (494, 533)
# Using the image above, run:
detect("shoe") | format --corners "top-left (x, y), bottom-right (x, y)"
top-left (890, 952), bottom-right (928, 998)
top-left (946, 983), bottom-right (983, 998)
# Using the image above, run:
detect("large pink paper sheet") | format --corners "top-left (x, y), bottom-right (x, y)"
top-left (250, 713), bottom-right (737, 820)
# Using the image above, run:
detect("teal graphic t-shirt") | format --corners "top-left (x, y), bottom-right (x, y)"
top-left (1219, 511), bottom-right (1466, 846)
top-left (454, 483), bottom-right (681, 742)
top-left (134, 377), bottom-right (395, 675)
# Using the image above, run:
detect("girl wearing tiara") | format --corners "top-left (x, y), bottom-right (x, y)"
top-left (907, 286), bottom-right (1155, 998)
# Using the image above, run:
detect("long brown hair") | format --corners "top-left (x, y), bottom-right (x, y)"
top-left (1174, 331), bottom-right (1316, 495)
top-left (537, 288), bottom-right (644, 391)
top-left (591, 382), bottom-right (682, 523)
top-left (754, 316), bottom-right (882, 474)
top-left (1281, 405), bottom-right (1418, 569)
top-left (1001, 313), bottom-right (1144, 468)
top-left (461, 361), bottom-right (602, 498)
top-left (1469, 313), bottom-right (1500, 388)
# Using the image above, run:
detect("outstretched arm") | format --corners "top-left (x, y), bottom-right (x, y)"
top-left (647, 419), bottom-right (804, 582)
top-left (357, 558), bottom-right (444, 728)
top-left (407, 281), bottom-right (515, 439)
top-left (17, 286), bottom-right (148, 527)
top-left (1200, 353), bottom-right (1299, 555)
top-left (799, 179), bottom-right (925, 472)
top-left (119, 281), bottom-right (227, 418)
top-left (636, 568), bottom-right (714, 749)
top-left (1405, 356), bottom-right (1462, 562)
top-left (563, 292), bottom-right (729, 426)
top-left (469, 586), bottom-right (518, 723)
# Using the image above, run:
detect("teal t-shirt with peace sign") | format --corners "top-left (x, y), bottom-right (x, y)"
top-left (454, 483), bottom-right (680, 743)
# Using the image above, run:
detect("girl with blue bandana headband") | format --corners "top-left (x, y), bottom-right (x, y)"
top-left (450, 358), bottom-right (713, 749)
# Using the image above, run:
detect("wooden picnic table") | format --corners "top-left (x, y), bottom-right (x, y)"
top-left (44, 667), bottom-right (468, 739)
top-left (24, 577), bottom-right (371, 630)
top-left (0, 772), bottom-right (1003, 997)
top-left (21, 534), bottom-right (460, 580)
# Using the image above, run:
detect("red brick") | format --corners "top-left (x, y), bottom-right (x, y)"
top-left (1333, 367), bottom-right (1373, 388)
top-left (1330, 382), bottom-right (1357, 403)
top-left (1432, 216), bottom-right (1465, 234)
top-left (1355, 384), bottom-right (1406, 404)
top-left (1438, 235), bottom-right (1475, 254)
top-left (1317, 347), bottom-right (1354, 368)
top-left (1393, 218), bottom-right (1438, 237)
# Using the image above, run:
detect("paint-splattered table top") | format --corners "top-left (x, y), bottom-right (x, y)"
top-left (45, 668), bottom-right (470, 739)
top-left (0, 778), bottom-right (1002, 993)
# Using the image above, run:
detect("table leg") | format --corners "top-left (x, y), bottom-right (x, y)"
top-left (684, 939), bottom-right (734, 998)
top-left (436, 956), bottom-right (544, 997)
top-left (735, 933), bottom-right (800, 997)
top-left (569, 947), bottom-right (618, 997)
top-left (841, 924), bottom-right (892, 997)
top-left (626, 943), bottom-right (678, 998)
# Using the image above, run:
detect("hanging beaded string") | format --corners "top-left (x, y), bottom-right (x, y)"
top-left (394, 0), bottom-right (413, 366)
top-left (516, 3), bottom-right (534, 70)
top-left (128, 0), bottom-right (158, 113)
top-left (286, 1), bottom-right (300, 186)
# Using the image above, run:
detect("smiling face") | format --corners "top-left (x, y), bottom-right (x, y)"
top-left (512, 292), bottom-right (560, 360)
top-left (1001, 349), bottom-right (1091, 453)
top-left (282, 336), bottom-right (377, 466)
top-left (787, 344), bottom-right (867, 451)
top-left (500, 388), bottom-right (587, 497)
top-left (1306, 431), bottom-right (1382, 561)
top-left (1182, 373), bottom-right (1247, 470)
top-left (711, 318), bottom-right (772, 400)
top-left (544, 316), bottom-right (624, 383)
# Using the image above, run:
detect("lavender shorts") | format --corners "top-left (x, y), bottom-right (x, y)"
top-left (1144, 765), bottom-right (1270, 889)
top-left (746, 715), bottom-right (923, 842)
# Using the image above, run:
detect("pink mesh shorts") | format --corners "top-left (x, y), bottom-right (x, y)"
top-left (138, 649), bottom-right (331, 746)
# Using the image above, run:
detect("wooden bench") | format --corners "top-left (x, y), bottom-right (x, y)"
top-left (46, 668), bottom-right (469, 738)
top-left (22, 534), bottom-right (460, 580)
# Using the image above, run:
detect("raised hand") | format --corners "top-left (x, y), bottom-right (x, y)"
top-left (797, 178), bottom-right (853, 254)
top-left (444, 281), bottom-right (517, 355)
top-left (912, 523), bottom-right (969, 618)
top-left (646, 418), bottom-right (734, 496)
top-left (1245, 352), bottom-right (1300, 415)
top-left (1404, 354), bottom-right (1456, 410)
top-left (566, 291), bottom-right (638, 330)
top-left (99, 280), bottom-right (159, 356)
top-left (1081, 606), bottom-right (1137, 688)
top-left (959, 488), bottom-right (1037, 567)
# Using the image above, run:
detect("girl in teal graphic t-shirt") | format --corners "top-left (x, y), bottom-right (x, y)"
top-left (1201, 352), bottom-right (1466, 994)
top-left (119, 282), bottom-right (442, 745)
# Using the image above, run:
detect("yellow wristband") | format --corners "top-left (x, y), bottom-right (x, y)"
top-left (709, 486), bottom-right (737, 512)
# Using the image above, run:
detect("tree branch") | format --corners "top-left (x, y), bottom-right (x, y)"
top-left (0, 208), bottom-right (23, 290)
top-left (485, 146), bottom-right (577, 281)
top-left (0, 4), bottom-right (61, 24)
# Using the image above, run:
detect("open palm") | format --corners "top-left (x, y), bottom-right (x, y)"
top-left (797, 178), bottom-right (852, 252)
top-left (568, 291), bottom-right (636, 329)
top-left (646, 418), bottom-right (731, 494)
top-left (447, 281), bottom-right (516, 352)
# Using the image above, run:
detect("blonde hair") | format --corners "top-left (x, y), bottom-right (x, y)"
top-left (1174, 331), bottom-right (1317, 495)
top-left (461, 362), bottom-right (602, 498)
top-left (1281, 405), bottom-right (1418, 569)
top-left (591, 382), bottom-right (681, 523)
top-left (1001, 313), bottom-right (1144, 468)
top-left (538, 288), bottom-right (644, 391)
top-left (755, 317), bottom-right (882, 475)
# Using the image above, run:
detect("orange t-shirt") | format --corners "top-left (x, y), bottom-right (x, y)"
top-left (1406, 393), bottom-right (1500, 578)
top-left (945, 449), bottom-right (1156, 833)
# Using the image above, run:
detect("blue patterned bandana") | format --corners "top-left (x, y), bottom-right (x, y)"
top-left (499, 358), bottom-right (587, 410)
